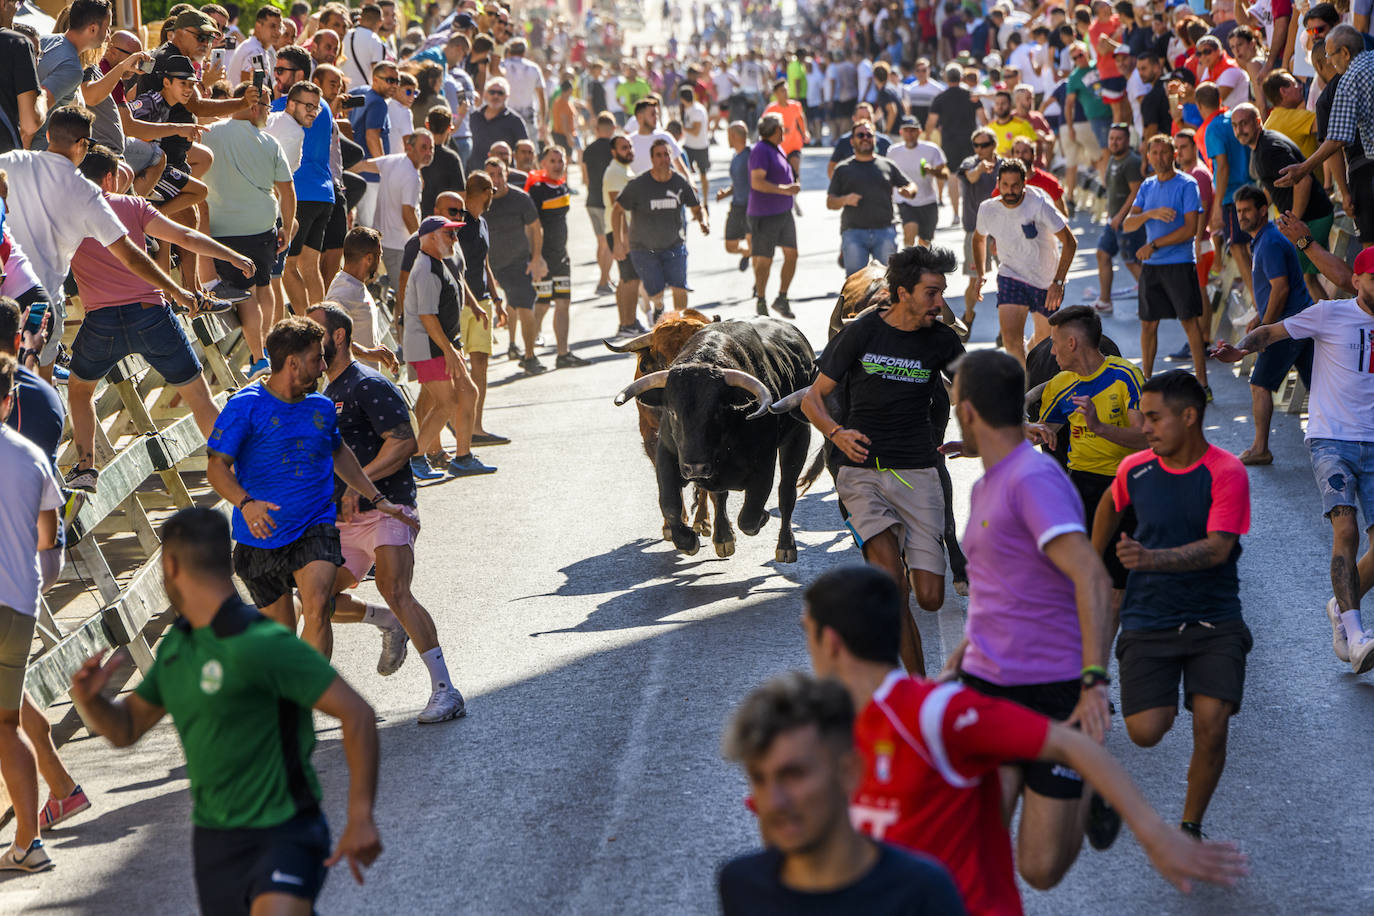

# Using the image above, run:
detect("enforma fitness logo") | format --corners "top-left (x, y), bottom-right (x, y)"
top-left (860, 353), bottom-right (932, 383)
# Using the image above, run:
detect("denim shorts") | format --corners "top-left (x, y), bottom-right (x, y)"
top-left (1308, 438), bottom-right (1374, 520)
top-left (69, 302), bottom-right (203, 386)
top-left (840, 226), bottom-right (897, 275)
top-left (628, 243), bottom-right (688, 296)
top-left (1098, 223), bottom-right (1147, 263)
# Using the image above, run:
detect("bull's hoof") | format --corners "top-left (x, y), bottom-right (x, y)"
top-left (662, 521), bottom-right (673, 541)
top-left (739, 511), bottom-right (770, 537)
top-left (775, 546), bottom-right (798, 563)
top-left (672, 530), bottom-right (700, 555)
top-left (715, 539), bottom-right (736, 558)
top-left (694, 517), bottom-right (713, 537)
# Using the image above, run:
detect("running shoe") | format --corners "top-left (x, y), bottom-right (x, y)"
top-left (594, 282), bottom-right (615, 297)
top-left (447, 454), bottom-right (498, 477)
top-left (0, 839), bottom-right (54, 872)
top-left (214, 284), bottom-right (253, 304)
top-left (1165, 343), bottom-right (1194, 361)
top-left (772, 293), bottom-right (795, 319)
top-left (471, 432), bottom-right (511, 446)
top-left (1327, 597), bottom-right (1350, 663)
top-left (1092, 299), bottom-right (1114, 314)
top-left (409, 456), bottom-right (445, 480)
top-left (535, 334), bottom-right (547, 347)
top-left (64, 466), bottom-right (99, 494)
top-left (1086, 792), bottom-right (1122, 850)
top-left (246, 357), bottom-right (271, 380)
top-left (612, 323), bottom-right (642, 339)
top-left (507, 343), bottom-right (522, 361)
top-left (39, 785), bottom-right (90, 829)
top-left (520, 356), bottom-right (547, 375)
top-left (556, 351), bottom-right (590, 368)
top-left (199, 296), bottom-right (235, 314)
top-left (418, 685), bottom-right (467, 724)
top-left (1350, 632), bottom-right (1374, 675)
top-left (755, 295), bottom-right (768, 316)
top-left (377, 621), bottom-right (409, 676)
top-left (738, 254), bottom-right (750, 272)
top-left (52, 365), bottom-right (69, 381)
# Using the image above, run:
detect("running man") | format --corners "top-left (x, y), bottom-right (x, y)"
top-left (970, 159), bottom-right (1076, 366)
top-left (527, 147), bottom-right (588, 369)
top-left (1214, 247), bottom-right (1374, 675)
top-left (801, 246), bottom-right (965, 675)
top-left (1090, 370), bottom-right (1252, 838)
top-left (802, 564), bottom-right (1250, 911)
top-left (887, 116), bottom-right (946, 249)
top-left (70, 507), bottom-right (382, 914)
top-left (1094, 123), bottom-right (1145, 316)
top-left (746, 112), bottom-right (800, 318)
top-left (940, 348), bottom-right (1116, 890)
top-left (716, 122), bottom-right (753, 272)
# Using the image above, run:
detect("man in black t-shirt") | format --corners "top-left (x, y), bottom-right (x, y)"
top-left (1137, 52), bottom-right (1171, 141)
top-left (580, 113), bottom-right (617, 295)
top-left (612, 137), bottom-right (708, 317)
top-left (718, 673), bottom-right (965, 916)
top-left (482, 157), bottom-right (545, 371)
top-left (801, 246), bottom-right (965, 674)
top-left (926, 66), bottom-right (980, 195)
top-left (128, 55), bottom-right (207, 219)
top-left (310, 304), bottom-right (467, 726)
top-left (827, 101), bottom-right (893, 180)
top-left (827, 125), bottom-right (918, 277)
top-left (527, 146), bottom-right (588, 370)
top-left (0, 21), bottom-right (40, 153)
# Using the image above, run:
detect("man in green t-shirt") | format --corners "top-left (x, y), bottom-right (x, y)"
top-left (615, 62), bottom-right (652, 112)
top-left (71, 507), bottom-right (381, 915)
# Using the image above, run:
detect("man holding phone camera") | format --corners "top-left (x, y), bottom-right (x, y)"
top-left (227, 6), bottom-right (282, 85)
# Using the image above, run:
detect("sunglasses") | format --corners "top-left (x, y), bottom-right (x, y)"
top-left (853, 131), bottom-right (874, 139)
top-left (486, 88), bottom-right (506, 96)
top-left (445, 207), bottom-right (461, 215)
top-left (1308, 25), bottom-right (1328, 34)
top-left (404, 88), bottom-right (416, 97)
top-left (274, 65), bottom-right (300, 75)
top-left (974, 140), bottom-right (995, 148)
top-left (380, 75), bottom-right (399, 84)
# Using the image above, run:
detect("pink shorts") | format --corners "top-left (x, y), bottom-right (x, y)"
top-left (339, 504), bottom-right (419, 581)
top-left (412, 355), bottom-right (448, 383)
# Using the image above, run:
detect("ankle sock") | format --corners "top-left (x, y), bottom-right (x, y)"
top-left (363, 603), bottom-right (397, 629)
top-left (1341, 609), bottom-right (1364, 641)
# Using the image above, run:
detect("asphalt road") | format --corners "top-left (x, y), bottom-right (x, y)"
top-left (4, 109), bottom-right (1367, 916)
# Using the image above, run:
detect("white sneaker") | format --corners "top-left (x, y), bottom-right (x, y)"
top-left (0, 839), bottom-right (53, 872)
top-left (1327, 597), bottom-right (1350, 662)
top-left (377, 622), bottom-right (409, 677)
top-left (1350, 632), bottom-right (1374, 675)
top-left (1092, 299), bottom-right (1114, 314)
top-left (418, 686), bottom-right (467, 725)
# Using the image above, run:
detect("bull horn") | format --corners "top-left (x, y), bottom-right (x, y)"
top-left (613, 370), bottom-right (669, 406)
top-left (603, 332), bottom-right (654, 353)
top-left (768, 385), bottom-right (811, 415)
top-left (721, 369), bottom-right (774, 420)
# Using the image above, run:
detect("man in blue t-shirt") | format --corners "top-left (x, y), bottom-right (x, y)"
top-left (718, 122), bottom-right (753, 269)
top-left (270, 48), bottom-right (335, 314)
top-left (347, 60), bottom-right (397, 226)
top-left (1232, 184), bottom-right (1314, 466)
top-left (1123, 135), bottom-right (1210, 393)
top-left (206, 316), bottom-right (416, 658)
top-left (1198, 84), bottom-right (1255, 323)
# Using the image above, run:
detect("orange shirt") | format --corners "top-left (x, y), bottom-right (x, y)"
top-left (1089, 15), bottom-right (1122, 79)
top-left (764, 100), bottom-right (809, 154)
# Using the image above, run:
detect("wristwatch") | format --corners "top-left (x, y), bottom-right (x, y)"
top-left (1295, 235), bottom-right (1313, 251)
top-left (1081, 667), bottom-right (1111, 690)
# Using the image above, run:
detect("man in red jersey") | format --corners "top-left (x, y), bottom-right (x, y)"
top-left (801, 563), bottom-right (1249, 915)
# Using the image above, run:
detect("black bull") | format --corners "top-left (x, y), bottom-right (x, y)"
top-left (613, 318), bottom-right (815, 562)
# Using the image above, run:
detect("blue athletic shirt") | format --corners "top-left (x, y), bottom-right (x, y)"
top-left (208, 383), bottom-right (342, 548)
top-left (1204, 111), bottom-right (1251, 205)
top-left (347, 88), bottom-right (390, 184)
top-left (729, 145), bottom-right (751, 206)
top-left (270, 96), bottom-right (335, 204)
top-left (1133, 171), bottom-right (1201, 266)
top-left (1249, 221), bottom-right (1312, 319)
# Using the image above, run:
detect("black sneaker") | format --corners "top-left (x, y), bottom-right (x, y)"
top-left (1165, 342), bottom-right (1194, 361)
top-left (738, 254), bottom-right (750, 272)
top-left (507, 343), bottom-right (522, 361)
top-left (1086, 792), bottom-right (1122, 850)
top-left (755, 295), bottom-right (768, 316)
top-left (520, 356), bottom-right (547, 375)
top-left (555, 351), bottom-right (590, 368)
top-left (772, 293), bottom-right (795, 319)
top-left (64, 466), bottom-right (99, 493)
top-left (1180, 821), bottom-right (1205, 839)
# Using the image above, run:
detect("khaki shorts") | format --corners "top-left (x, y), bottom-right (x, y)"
top-left (0, 605), bottom-right (36, 711)
top-left (587, 205), bottom-right (607, 239)
top-left (461, 302), bottom-right (494, 354)
top-left (1059, 121), bottom-right (1101, 169)
top-left (836, 465), bottom-right (946, 575)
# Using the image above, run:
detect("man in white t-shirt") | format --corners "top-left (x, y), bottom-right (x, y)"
top-left (886, 116), bottom-right (947, 247)
top-left (971, 159), bottom-right (1076, 365)
top-left (1218, 247), bottom-right (1374, 675)
top-left (227, 6), bottom-right (281, 84)
top-left (502, 39), bottom-right (546, 141)
top-left (629, 98), bottom-right (690, 177)
top-left (351, 130), bottom-right (435, 300)
top-left (343, 5), bottom-right (389, 90)
top-left (679, 85), bottom-right (712, 204)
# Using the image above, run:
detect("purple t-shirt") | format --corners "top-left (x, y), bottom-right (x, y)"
top-left (961, 440), bottom-right (1087, 686)
top-left (746, 140), bottom-right (795, 218)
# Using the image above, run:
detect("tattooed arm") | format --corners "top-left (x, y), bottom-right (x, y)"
top-left (1114, 531), bottom-right (1238, 572)
top-left (361, 422), bottom-right (418, 482)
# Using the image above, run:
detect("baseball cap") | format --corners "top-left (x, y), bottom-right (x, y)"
top-left (1169, 67), bottom-right (1197, 85)
top-left (157, 54), bottom-right (198, 79)
top-left (419, 215), bottom-right (464, 236)
top-left (898, 115), bottom-right (919, 129)
top-left (455, 12), bottom-right (477, 29)
top-left (172, 10), bottom-right (220, 35)
top-left (1354, 246), bottom-right (1374, 276)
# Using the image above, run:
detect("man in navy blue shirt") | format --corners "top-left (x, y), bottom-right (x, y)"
top-left (270, 47), bottom-right (335, 314)
top-left (717, 121), bottom-right (753, 271)
top-left (1231, 184), bottom-right (1313, 466)
top-left (347, 60), bottom-right (397, 226)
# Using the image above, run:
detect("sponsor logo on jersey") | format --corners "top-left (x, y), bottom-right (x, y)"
top-left (200, 659), bottom-right (223, 695)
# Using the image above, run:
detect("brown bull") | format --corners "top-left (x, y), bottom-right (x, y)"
top-left (605, 309), bottom-right (715, 539)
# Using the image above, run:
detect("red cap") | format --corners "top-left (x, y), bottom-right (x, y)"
top-left (1354, 246), bottom-right (1374, 277)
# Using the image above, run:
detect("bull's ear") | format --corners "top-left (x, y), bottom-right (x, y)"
top-left (637, 388), bottom-right (666, 408)
top-left (712, 315), bottom-right (722, 322)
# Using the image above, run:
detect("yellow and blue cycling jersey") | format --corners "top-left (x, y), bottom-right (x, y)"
top-left (1040, 355), bottom-right (1145, 476)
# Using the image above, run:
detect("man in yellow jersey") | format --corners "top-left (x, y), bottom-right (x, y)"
top-left (1029, 305), bottom-right (1148, 608)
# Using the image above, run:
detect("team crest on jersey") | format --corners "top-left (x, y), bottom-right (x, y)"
top-left (875, 740), bottom-right (895, 783)
top-left (200, 660), bottom-right (223, 695)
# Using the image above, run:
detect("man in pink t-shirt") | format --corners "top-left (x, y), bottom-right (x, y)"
top-left (941, 348), bottom-right (1116, 891)
top-left (61, 145), bottom-right (254, 495)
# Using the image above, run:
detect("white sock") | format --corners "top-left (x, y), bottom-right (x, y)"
top-left (1341, 609), bottom-right (1364, 642)
top-left (421, 647), bottom-right (451, 692)
top-left (363, 603), bottom-right (398, 629)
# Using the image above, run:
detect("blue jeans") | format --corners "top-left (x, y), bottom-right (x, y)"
top-left (1308, 438), bottom-right (1374, 520)
top-left (841, 226), bottom-right (898, 275)
top-left (69, 302), bottom-right (202, 385)
top-left (628, 243), bottom-right (688, 297)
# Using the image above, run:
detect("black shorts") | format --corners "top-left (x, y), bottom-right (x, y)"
top-left (289, 199), bottom-right (333, 256)
top-left (493, 262), bottom-right (538, 310)
top-left (606, 232), bottom-right (639, 281)
top-left (323, 197), bottom-right (349, 250)
top-left (150, 165), bottom-right (192, 204)
top-left (724, 203), bottom-right (749, 241)
top-left (959, 671), bottom-right (1085, 799)
top-left (232, 523), bottom-right (343, 608)
top-left (193, 811), bottom-right (330, 916)
top-left (684, 145), bottom-right (710, 173)
top-left (1351, 162), bottom-right (1374, 246)
top-left (214, 229), bottom-right (278, 289)
top-left (535, 249), bottom-right (571, 302)
top-left (833, 98), bottom-right (857, 119)
top-left (1250, 335), bottom-right (1314, 391)
top-left (1069, 469), bottom-right (1136, 590)
top-left (897, 201), bottom-right (939, 240)
top-left (1116, 619), bottom-right (1253, 718)
top-left (748, 210), bottom-right (797, 258)
top-left (1138, 262), bottom-right (1203, 322)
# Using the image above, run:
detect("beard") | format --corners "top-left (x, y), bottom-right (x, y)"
top-left (322, 338), bottom-right (337, 365)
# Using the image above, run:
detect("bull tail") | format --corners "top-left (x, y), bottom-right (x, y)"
top-left (798, 446), bottom-right (827, 495)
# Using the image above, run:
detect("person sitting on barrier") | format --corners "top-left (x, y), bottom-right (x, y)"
top-left (62, 144), bottom-right (256, 495)
top-left (69, 506), bottom-right (383, 912)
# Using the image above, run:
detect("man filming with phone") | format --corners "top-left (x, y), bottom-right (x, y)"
top-left (140, 10), bottom-right (260, 119)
